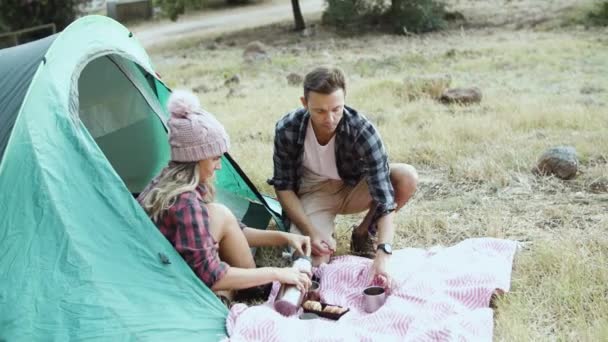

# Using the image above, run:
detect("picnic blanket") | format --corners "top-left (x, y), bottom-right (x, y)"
top-left (225, 238), bottom-right (519, 341)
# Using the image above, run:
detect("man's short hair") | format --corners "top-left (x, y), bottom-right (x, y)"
top-left (303, 67), bottom-right (346, 99)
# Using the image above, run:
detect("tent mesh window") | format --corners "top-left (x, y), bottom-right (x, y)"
top-left (77, 54), bottom-right (283, 231)
top-left (78, 54), bottom-right (170, 194)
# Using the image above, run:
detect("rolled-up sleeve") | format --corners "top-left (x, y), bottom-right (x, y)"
top-left (268, 122), bottom-right (298, 191)
top-left (171, 197), bottom-right (229, 288)
top-left (355, 122), bottom-right (396, 224)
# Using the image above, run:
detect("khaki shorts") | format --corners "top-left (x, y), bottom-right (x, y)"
top-left (289, 170), bottom-right (373, 245)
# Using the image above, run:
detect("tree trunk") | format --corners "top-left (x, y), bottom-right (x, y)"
top-left (291, 0), bottom-right (305, 31)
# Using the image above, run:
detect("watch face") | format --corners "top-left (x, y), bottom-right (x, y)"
top-left (380, 244), bottom-right (392, 254)
top-left (384, 244), bottom-right (393, 254)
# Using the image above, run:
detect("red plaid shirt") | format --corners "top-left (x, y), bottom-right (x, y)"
top-left (139, 183), bottom-right (228, 288)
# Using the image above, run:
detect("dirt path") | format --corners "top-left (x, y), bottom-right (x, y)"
top-left (130, 0), bottom-right (323, 48)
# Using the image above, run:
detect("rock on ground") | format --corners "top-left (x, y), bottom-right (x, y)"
top-left (535, 146), bottom-right (578, 180)
top-left (440, 87), bottom-right (483, 105)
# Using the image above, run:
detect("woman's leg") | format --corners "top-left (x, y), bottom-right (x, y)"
top-left (206, 203), bottom-right (256, 269)
top-left (207, 203), bottom-right (274, 302)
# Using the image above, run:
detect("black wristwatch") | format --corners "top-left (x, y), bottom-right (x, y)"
top-left (377, 243), bottom-right (393, 255)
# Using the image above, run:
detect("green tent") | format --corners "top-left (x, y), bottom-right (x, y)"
top-left (0, 15), bottom-right (281, 340)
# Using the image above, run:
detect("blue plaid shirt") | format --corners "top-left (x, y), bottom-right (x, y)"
top-left (268, 106), bottom-right (396, 233)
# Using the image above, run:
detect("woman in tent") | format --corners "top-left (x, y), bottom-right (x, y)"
top-left (138, 90), bottom-right (311, 301)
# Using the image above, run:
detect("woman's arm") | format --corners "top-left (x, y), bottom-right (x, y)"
top-left (242, 228), bottom-right (311, 256)
top-left (211, 267), bottom-right (277, 291)
top-left (169, 195), bottom-right (310, 292)
top-left (242, 228), bottom-right (287, 247)
top-left (211, 266), bottom-right (311, 292)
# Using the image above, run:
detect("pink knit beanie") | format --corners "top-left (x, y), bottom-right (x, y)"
top-left (167, 90), bottom-right (230, 162)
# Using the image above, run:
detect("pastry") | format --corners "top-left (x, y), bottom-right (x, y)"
top-left (303, 300), bottom-right (322, 311)
top-left (323, 305), bottom-right (340, 314)
top-left (323, 305), bottom-right (347, 314)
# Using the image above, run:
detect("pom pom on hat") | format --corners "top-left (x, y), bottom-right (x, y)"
top-left (166, 89), bottom-right (230, 162)
top-left (167, 89), bottom-right (201, 118)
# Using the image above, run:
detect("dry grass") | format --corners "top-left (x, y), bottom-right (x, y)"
top-left (151, 0), bottom-right (608, 339)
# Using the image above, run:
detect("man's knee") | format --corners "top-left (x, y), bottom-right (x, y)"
top-left (391, 162), bottom-right (418, 182)
top-left (390, 163), bottom-right (418, 204)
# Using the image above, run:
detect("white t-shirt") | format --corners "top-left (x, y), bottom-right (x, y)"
top-left (302, 119), bottom-right (341, 181)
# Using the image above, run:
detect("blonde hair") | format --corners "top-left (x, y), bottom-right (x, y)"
top-left (139, 162), bottom-right (215, 221)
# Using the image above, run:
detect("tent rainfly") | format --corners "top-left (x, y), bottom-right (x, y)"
top-left (0, 15), bottom-right (282, 341)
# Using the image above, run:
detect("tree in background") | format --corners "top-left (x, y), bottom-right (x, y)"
top-left (0, 0), bottom-right (85, 32)
top-left (291, 0), bottom-right (306, 30)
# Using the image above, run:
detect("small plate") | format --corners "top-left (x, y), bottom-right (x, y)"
top-left (303, 302), bottom-right (349, 320)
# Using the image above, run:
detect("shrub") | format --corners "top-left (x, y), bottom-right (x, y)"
top-left (587, 1), bottom-right (608, 26)
top-left (388, 0), bottom-right (447, 34)
top-left (154, 0), bottom-right (187, 21)
top-left (0, 18), bottom-right (8, 33)
top-left (154, 0), bottom-right (252, 21)
top-left (322, 0), bottom-right (447, 34)
top-left (0, 0), bottom-right (85, 32)
top-left (322, 0), bottom-right (385, 31)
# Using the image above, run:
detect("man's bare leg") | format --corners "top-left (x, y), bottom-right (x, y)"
top-left (352, 163), bottom-right (419, 236)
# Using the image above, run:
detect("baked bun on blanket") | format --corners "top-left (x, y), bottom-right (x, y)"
top-left (303, 301), bottom-right (322, 311)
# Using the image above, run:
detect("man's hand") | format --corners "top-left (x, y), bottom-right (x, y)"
top-left (369, 252), bottom-right (392, 290)
top-left (310, 232), bottom-right (336, 256)
top-left (283, 232), bottom-right (311, 257)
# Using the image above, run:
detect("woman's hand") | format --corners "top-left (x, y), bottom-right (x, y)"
top-left (283, 232), bottom-right (312, 257)
top-left (274, 267), bottom-right (312, 293)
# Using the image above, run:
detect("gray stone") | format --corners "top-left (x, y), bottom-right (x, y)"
top-left (225, 74), bottom-right (241, 87)
top-left (286, 73), bottom-right (303, 87)
top-left (244, 41), bottom-right (266, 54)
top-left (243, 41), bottom-right (270, 62)
top-left (193, 84), bottom-right (212, 93)
top-left (535, 146), bottom-right (578, 180)
top-left (440, 87), bottom-right (482, 105)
